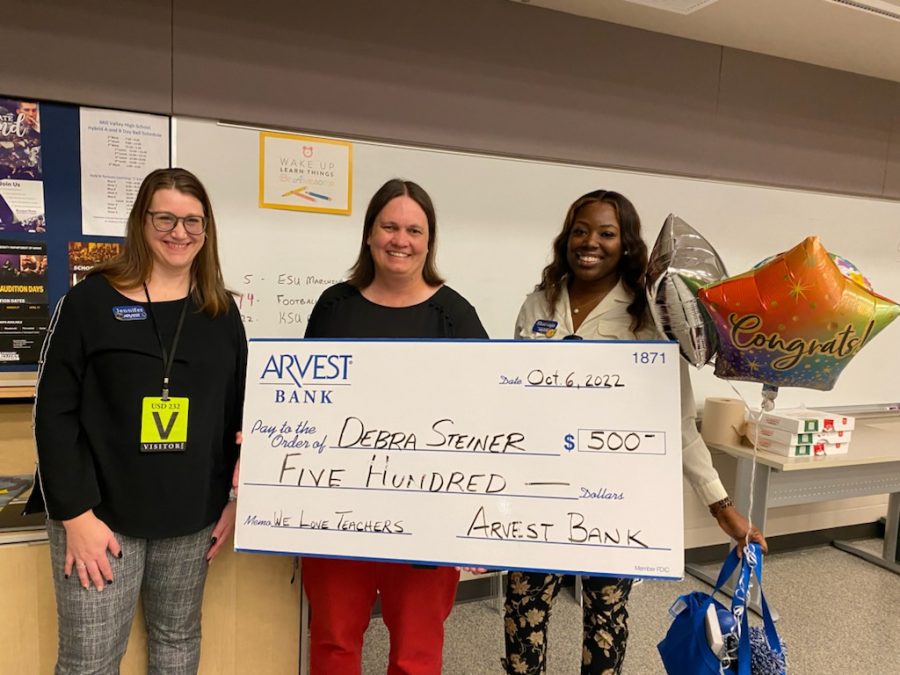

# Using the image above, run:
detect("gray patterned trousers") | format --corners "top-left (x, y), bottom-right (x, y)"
top-left (47, 519), bottom-right (214, 675)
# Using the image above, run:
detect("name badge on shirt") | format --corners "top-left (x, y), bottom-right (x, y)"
top-left (531, 319), bottom-right (558, 338)
top-left (113, 305), bottom-right (147, 321)
top-left (140, 397), bottom-right (189, 453)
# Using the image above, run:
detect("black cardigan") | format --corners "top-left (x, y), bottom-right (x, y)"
top-left (26, 274), bottom-right (247, 539)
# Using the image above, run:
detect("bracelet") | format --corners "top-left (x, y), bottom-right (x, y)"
top-left (228, 488), bottom-right (237, 502)
top-left (708, 496), bottom-right (734, 517)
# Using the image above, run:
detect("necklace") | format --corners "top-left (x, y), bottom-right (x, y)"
top-left (570, 295), bottom-right (601, 315)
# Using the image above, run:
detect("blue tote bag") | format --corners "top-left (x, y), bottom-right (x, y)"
top-left (658, 543), bottom-right (784, 675)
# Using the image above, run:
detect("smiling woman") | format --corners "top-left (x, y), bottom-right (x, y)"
top-left (345, 178), bottom-right (445, 307)
top-left (25, 168), bottom-right (247, 674)
top-left (566, 201), bottom-right (624, 322)
top-left (503, 189), bottom-right (766, 675)
top-left (365, 194), bottom-right (430, 283)
top-left (297, 178), bottom-right (489, 675)
top-left (144, 193), bottom-right (208, 279)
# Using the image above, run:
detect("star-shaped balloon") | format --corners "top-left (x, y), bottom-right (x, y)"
top-left (646, 214), bottom-right (728, 367)
top-left (698, 236), bottom-right (900, 391)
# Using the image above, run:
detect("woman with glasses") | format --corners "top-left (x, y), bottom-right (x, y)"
top-left (26, 168), bottom-right (246, 673)
top-left (502, 189), bottom-right (766, 675)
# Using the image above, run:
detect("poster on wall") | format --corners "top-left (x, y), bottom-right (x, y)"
top-left (259, 131), bottom-right (352, 214)
top-left (0, 239), bottom-right (49, 365)
top-left (80, 108), bottom-right (169, 237)
top-left (0, 98), bottom-right (45, 234)
top-left (68, 241), bottom-right (123, 287)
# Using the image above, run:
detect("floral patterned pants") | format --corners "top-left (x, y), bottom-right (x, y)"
top-left (502, 571), bottom-right (634, 675)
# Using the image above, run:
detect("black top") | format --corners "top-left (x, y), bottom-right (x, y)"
top-left (303, 283), bottom-right (486, 570)
top-left (305, 282), bottom-right (488, 339)
top-left (26, 274), bottom-right (247, 539)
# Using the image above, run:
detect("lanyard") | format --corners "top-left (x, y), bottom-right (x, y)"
top-left (143, 283), bottom-right (190, 400)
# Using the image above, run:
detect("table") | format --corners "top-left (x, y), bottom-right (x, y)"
top-left (686, 413), bottom-right (900, 615)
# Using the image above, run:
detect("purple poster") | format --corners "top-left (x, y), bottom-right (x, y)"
top-left (0, 98), bottom-right (45, 233)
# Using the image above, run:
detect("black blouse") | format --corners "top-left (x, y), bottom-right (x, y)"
top-left (26, 274), bottom-right (247, 539)
top-left (305, 282), bottom-right (488, 340)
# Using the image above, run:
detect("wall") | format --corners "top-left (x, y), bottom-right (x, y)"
top-left (1, 0), bottom-right (899, 199)
top-left (1, 0), bottom-right (172, 114)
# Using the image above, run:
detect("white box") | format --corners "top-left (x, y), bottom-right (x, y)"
top-left (757, 409), bottom-right (855, 434)
top-left (745, 421), bottom-right (851, 446)
top-left (755, 436), bottom-right (851, 457)
top-left (705, 603), bottom-right (725, 658)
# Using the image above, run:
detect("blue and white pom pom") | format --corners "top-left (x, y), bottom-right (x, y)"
top-left (748, 627), bottom-right (787, 675)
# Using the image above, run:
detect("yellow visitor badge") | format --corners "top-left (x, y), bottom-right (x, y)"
top-left (140, 397), bottom-right (189, 452)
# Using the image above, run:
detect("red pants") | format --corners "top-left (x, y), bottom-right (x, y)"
top-left (302, 557), bottom-right (459, 675)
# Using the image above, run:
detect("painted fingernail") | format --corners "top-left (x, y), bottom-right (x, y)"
top-left (117, 552), bottom-right (123, 559)
top-left (106, 578), bottom-right (113, 585)
top-left (210, 536), bottom-right (218, 546)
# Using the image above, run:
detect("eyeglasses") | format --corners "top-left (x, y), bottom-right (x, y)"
top-left (147, 211), bottom-right (208, 235)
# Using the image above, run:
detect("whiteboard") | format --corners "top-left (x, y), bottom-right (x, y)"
top-left (173, 117), bottom-right (900, 410)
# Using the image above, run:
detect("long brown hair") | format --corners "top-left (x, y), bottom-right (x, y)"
top-left (538, 190), bottom-right (648, 332)
top-left (89, 168), bottom-right (232, 316)
top-left (346, 178), bottom-right (445, 288)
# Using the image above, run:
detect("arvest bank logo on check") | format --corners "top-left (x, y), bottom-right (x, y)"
top-left (259, 352), bottom-right (352, 404)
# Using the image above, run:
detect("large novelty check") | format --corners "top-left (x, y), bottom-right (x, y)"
top-left (235, 339), bottom-right (685, 579)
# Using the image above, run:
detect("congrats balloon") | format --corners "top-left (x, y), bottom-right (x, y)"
top-left (699, 236), bottom-right (900, 391)
top-left (830, 254), bottom-right (873, 291)
top-left (755, 251), bottom-right (874, 292)
top-left (647, 214), bottom-right (728, 367)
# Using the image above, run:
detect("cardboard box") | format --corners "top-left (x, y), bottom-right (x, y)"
top-left (755, 436), bottom-right (851, 457)
top-left (745, 421), bottom-right (851, 446)
top-left (757, 409), bottom-right (855, 434)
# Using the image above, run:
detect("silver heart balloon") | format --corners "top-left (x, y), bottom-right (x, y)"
top-left (646, 214), bottom-right (727, 367)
